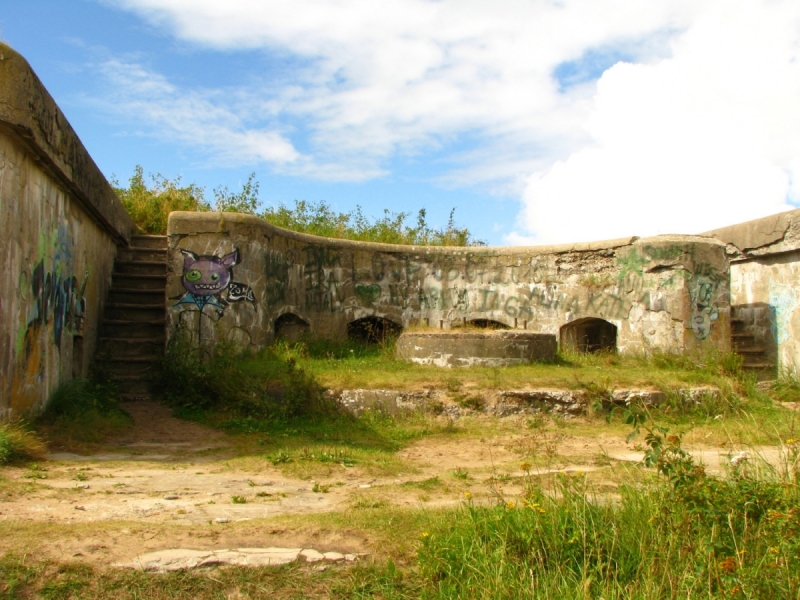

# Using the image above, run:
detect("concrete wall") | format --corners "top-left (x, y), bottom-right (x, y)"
top-left (705, 208), bottom-right (800, 372)
top-left (0, 43), bottom-right (134, 416)
top-left (166, 212), bottom-right (730, 357)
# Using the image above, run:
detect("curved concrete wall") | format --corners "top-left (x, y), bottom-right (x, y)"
top-left (166, 212), bottom-right (730, 357)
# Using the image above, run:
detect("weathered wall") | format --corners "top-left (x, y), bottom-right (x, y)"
top-left (166, 212), bottom-right (730, 357)
top-left (0, 43), bottom-right (134, 416)
top-left (705, 208), bottom-right (800, 372)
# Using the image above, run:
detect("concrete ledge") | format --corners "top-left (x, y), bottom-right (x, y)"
top-left (395, 330), bottom-right (558, 367)
top-left (0, 43), bottom-right (133, 244)
top-left (327, 386), bottom-right (722, 417)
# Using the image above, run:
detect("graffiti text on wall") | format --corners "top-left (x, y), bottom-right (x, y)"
top-left (17, 260), bottom-right (88, 354)
top-left (769, 282), bottom-right (797, 345)
top-left (174, 249), bottom-right (255, 319)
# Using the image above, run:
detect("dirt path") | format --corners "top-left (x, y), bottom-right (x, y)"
top-left (0, 399), bottom-right (782, 568)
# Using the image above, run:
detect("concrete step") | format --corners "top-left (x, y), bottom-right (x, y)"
top-left (110, 273), bottom-right (166, 291)
top-left (734, 345), bottom-right (767, 354)
top-left (114, 260), bottom-right (167, 276)
top-left (131, 235), bottom-right (168, 249)
top-left (96, 337), bottom-right (164, 358)
top-left (101, 319), bottom-right (164, 338)
top-left (104, 303), bottom-right (166, 322)
top-left (117, 247), bottom-right (167, 262)
top-left (108, 289), bottom-right (164, 305)
top-left (99, 357), bottom-right (161, 378)
top-left (111, 376), bottom-right (153, 395)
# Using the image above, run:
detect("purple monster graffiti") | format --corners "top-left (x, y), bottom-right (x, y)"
top-left (173, 248), bottom-right (255, 317)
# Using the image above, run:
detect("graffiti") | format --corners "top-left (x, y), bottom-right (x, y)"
top-left (769, 282), bottom-right (797, 344)
top-left (173, 249), bottom-right (254, 319)
top-left (355, 283), bottom-right (381, 306)
top-left (303, 246), bottom-right (344, 312)
top-left (20, 259), bottom-right (88, 350)
top-left (264, 250), bottom-right (289, 307)
top-left (418, 286), bottom-right (469, 311)
top-left (689, 275), bottom-right (719, 339)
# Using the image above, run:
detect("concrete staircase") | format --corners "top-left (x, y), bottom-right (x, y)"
top-left (731, 308), bottom-right (776, 380)
top-left (96, 235), bottom-right (167, 400)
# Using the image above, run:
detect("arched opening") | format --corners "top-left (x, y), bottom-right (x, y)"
top-left (347, 316), bottom-right (402, 344)
top-left (560, 317), bottom-right (617, 353)
top-left (274, 313), bottom-right (310, 342)
top-left (466, 319), bottom-right (510, 330)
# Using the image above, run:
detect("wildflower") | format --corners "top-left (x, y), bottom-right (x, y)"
top-left (786, 438), bottom-right (798, 445)
top-left (464, 492), bottom-right (472, 499)
top-left (520, 462), bottom-right (532, 472)
top-left (506, 501), bottom-right (516, 509)
top-left (421, 532), bottom-right (430, 538)
top-left (718, 557), bottom-right (737, 573)
top-left (730, 451), bottom-right (748, 466)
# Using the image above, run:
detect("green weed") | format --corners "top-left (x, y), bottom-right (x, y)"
top-left (35, 378), bottom-right (131, 450)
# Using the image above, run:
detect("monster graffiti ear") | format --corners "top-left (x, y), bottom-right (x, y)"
top-left (181, 249), bottom-right (199, 267)
top-left (222, 249), bottom-right (239, 268)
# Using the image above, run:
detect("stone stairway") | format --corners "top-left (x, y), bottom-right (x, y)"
top-left (95, 235), bottom-right (167, 400)
top-left (731, 308), bottom-right (776, 380)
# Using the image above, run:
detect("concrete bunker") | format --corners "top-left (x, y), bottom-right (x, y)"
top-left (560, 317), bottom-right (617, 354)
top-left (274, 313), bottom-right (310, 342)
top-left (347, 316), bottom-right (402, 344)
top-left (465, 319), bottom-right (510, 330)
top-left (396, 330), bottom-right (557, 368)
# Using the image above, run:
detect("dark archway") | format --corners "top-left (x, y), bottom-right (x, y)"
top-left (466, 319), bottom-right (510, 330)
top-left (347, 316), bottom-right (402, 344)
top-left (274, 313), bottom-right (310, 342)
top-left (560, 317), bottom-right (617, 353)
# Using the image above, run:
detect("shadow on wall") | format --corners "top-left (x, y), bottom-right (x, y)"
top-left (348, 317), bottom-right (402, 344)
top-left (274, 313), bottom-right (310, 343)
top-left (560, 317), bottom-right (617, 354)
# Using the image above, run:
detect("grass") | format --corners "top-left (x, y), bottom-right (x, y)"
top-left (0, 420), bottom-right (46, 465)
top-left (35, 378), bottom-right (132, 452)
top-left (3, 337), bottom-right (797, 598)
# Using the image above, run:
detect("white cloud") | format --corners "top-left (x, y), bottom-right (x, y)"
top-left (517, 0), bottom-right (800, 244)
top-left (101, 0), bottom-right (694, 182)
top-left (94, 58), bottom-right (300, 166)
top-left (99, 0), bottom-right (800, 243)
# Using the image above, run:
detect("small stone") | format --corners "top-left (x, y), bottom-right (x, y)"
top-left (74, 505), bottom-right (86, 511)
top-left (359, 484), bottom-right (372, 489)
top-left (164, 495), bottom-right (179, 500)
top-left (300, 549), bottom-right (325, 563)
top-left (323, 551), bottom-right (345, 561)
top-left (76, 484), bottom-right (90, 489)
top-left (214, 517), bottom-right (230, 524)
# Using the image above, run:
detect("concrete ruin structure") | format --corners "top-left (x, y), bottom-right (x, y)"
top-left (0, 41), bottom-right (796, 416)
top-left (706, 209), bottom-right (800, 375)
top-left (165, 212), bottom-right (731, 365)
top-left (0, 43), bottom-right (134, 416)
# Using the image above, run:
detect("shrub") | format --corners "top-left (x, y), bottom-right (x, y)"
top-left (37, 378), bottom-right (132, 447)
top-left (156, 331), bottom-right (328, 421)
top-left (0, 420), bottom-right (46, 464)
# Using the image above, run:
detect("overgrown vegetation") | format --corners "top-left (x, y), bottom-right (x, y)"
top-left (0, 421), bottom-right (45, 465)
top-left (113, 166), bottom-right (482, 245)
top-left (35, 378), bottom-right (132, 450)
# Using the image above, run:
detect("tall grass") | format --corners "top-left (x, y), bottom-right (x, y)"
top-left (0, 420), bottom-right (45, 464)
top-left (36, 378), bottom-right (132, 448)
top-left (155, 332), bottom-right (330, 422)
top-left (418, 429), bottom-right (800, 599)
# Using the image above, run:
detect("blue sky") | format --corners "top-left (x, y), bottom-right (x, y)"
top-left (4, 1), bottom-right (800, 245)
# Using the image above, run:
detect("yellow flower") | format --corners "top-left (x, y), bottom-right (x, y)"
top-left (506, 501), bottom-right (516, 509)
top-left (421, 532), bottom-right (430, 538)
top-left (464, 492), bottom-right (472, 499)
